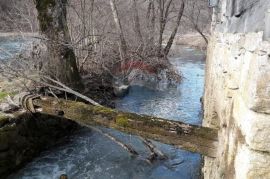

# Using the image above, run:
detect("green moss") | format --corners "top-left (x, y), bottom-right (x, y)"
top-left (0, 113), bottom-right (6, 120)
top-left (193, 127), bottom-right (218, 140)
top-left (186, 145), bottom-right (198, 153)
top-left (116, 115), bottom-right (129, 127)
top-left (0, 92), bottom-right (9, 101)
top-left (92, 106), bottom-right (116, 115)
top-left (0, 92), bottom-right (16, 102)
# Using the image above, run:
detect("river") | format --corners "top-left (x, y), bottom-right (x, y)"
top-left (0, 37), bottom-right (29, 60)
top-left (6, 45), bottom-right (206, 179)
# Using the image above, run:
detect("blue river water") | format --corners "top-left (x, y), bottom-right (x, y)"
top-left (8, 46), bottom-right (206, 179)
top-left (0, 37), bottom-right (28, 60)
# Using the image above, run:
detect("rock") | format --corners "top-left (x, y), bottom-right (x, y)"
top-left (234, 96), bottom-right (270, 153)
top-left (0, 113), bottom-right (78, 178)
top-left (0, 103), bottom-right (18, 113)
top-left (60, 174), bottom-right (68, 179)
top-left (235, 145), bottom-right (270, 179)
top-left (113, 85), bottom-right (129, 97)
top-left (0, 93), bottom-right (25, 113)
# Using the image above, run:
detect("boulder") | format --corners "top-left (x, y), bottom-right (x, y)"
top-left (113, 85), bottom-right (130, 97)
top-left (0, 102), bottom-right (18, 113)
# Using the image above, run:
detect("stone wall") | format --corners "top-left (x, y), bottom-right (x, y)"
top-left (203, 31), bottom-right (270, 178)
top-left (212, 0), bottom-right (269, 34)
top-left (203, 0), bottom-right (270, 178)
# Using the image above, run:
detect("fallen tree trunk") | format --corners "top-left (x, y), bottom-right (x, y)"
top-left (21, 95), bottom-right (218, 157)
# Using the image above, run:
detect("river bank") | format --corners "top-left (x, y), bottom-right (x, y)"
top-left (7, 46), bottom-right (206, 179)
top-left (164, 33), bottom-right (208, 51)
top-left (0, 113), bottom-right (79, 178)
top-left (0, 34), bottom-right (205, 178)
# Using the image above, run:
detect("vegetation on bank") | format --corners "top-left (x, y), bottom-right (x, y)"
top-left (0, 92), bottom-right (17, 102)
top-left (0, 92), bottom-right (9, 101)
top-left (0, 0), bottom-right (211, 177)
top-left (0, 0), bottom-right (211, 101)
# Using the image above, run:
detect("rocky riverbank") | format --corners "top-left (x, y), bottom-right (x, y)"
top-left (0, 112), bottom-right (78, 178)
top-left (0, 72), bottom-right (116, 178)
top-left (0, 34), bottom-right (185, 177)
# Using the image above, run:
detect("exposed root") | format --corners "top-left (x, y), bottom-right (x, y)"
top-left (88, 126), bottom-right (139, 156)
top-left (139, 136), bottom-right (168, 163)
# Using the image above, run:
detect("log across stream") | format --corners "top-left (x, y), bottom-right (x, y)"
top-left (22, 96), bottom-right (218, 158)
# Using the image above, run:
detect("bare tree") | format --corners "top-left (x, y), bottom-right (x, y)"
top-left (0, 0), bottom-right (38, 32)
top-left (34, 0), bottom-right (84, 90)
top-left (132, 0), bottom-right (144, 48)
top-left (184, 0), bottom-right (211, 44)
top-left (145, 0), bottom-right (156, 54)
top-left (109, 0), bottom-right (128, 62)
top-left (157, 0), bottom-right (174, 56)
top-left (164, 1), bottom-right (185, 55)
top-left (0, 0), bottom-right (212, 91)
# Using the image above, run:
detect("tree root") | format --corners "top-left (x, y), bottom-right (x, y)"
top-left (88, 126), bottom-right (139, 156)
top-left (139, 136), bottom-right (168, 163)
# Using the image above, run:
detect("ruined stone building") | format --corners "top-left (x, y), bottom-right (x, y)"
top-left (203, 0), bottom-right (270, 178)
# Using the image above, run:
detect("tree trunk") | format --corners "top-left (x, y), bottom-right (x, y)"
top-left (132, 0), bottom-right (144, 48)
top-left (23, 96), bottom-right (218, 157)
top-left (109, 0), bottom-right (128, 61)
top-left (158, 0), bottom-right (164, 56)
top-left (34, 0), bottom-right (84, 91)
top-left (157, 0), bottom-right (173, 57)
top-left (164, 1), bottom-right (185, 56)
top-left (146, 0), bottom-right (155, 53)
top-left (194, 25), bottom-right (209, 44)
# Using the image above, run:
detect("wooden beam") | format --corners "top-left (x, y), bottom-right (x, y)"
top-left (22, 95), bottom-right (218, 157)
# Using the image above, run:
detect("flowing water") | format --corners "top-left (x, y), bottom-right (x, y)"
top-left (7, 45), bottom-right (206, 179)
top-left (0, 37), bottom-right (28, 60)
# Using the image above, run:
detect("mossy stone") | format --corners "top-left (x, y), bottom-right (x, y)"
top-left (116, 115), bottom-right (129, 127)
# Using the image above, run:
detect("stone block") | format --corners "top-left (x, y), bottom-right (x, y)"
top-left (243, 33), bottom-right (263, 52)
top-left (235, 144), bottom-right (270, 179)
top-left (234, 96), bottom-right (270, 153)
top-left (240, 51), bottom-right (270, 114)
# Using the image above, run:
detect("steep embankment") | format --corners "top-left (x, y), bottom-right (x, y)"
top-left (0, 113), bottom-right (78, 178)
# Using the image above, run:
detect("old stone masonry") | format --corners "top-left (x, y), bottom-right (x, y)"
top-left (203, 0), bottom-right (270, 178)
